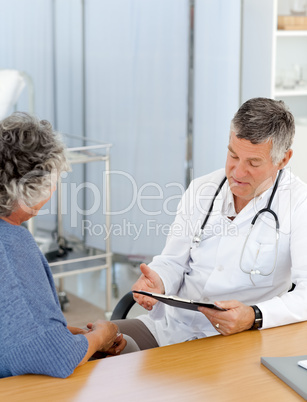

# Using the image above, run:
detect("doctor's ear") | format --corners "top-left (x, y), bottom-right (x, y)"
top-left (278, 149), bottom-right (293, 169)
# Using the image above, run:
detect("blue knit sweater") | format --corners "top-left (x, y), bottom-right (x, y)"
top-left (0, 219), bottom-right (88, 378)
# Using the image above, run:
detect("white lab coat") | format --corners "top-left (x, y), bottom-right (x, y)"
top-left (138, 168), bottom-right (307, 346)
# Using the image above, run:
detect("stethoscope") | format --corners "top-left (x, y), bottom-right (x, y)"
top-left (192, 169), bottom-right (283, 285)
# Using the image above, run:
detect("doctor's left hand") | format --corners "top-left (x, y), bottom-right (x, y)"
top-left (198, 300), bottom-right (255, 336)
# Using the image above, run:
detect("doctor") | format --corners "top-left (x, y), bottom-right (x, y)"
top-left (113, 97), bottom-right (307, 349)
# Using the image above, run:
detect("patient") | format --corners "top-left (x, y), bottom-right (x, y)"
top-left (0, 112), bottom-right (131, 379)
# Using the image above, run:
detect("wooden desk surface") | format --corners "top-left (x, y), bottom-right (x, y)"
top-left (2, 321), bottom-right (307, 402)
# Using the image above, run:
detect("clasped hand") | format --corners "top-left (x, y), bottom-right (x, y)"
top-left (86, 320), bottom-right (127, 355)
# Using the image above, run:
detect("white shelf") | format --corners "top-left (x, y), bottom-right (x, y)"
top-left (276, 29), bottom-right (307, 37)
top-left (66, 139), bottom-right (112, 164)
top-left (274, 87), bottom-right (307, 97)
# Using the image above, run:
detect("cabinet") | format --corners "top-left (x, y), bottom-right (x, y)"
top-left (241, 0), bottom-right (307, 182)
top-left (242, 0), bottom-right (307, 117)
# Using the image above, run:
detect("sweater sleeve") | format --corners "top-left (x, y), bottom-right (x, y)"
top-left (3, 325), bottom-right (88, 378)
top-left (0, 241), bottom-right (88, 378)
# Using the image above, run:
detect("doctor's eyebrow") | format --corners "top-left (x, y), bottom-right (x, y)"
top-left (227, 145), bottom-right (263, 162)
top-left (228, 145), bottom-right (236, 154)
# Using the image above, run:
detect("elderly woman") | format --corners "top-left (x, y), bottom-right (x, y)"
top-left (0, 112), bottom-right (127, 378)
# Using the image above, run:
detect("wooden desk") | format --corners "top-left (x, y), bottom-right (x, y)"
top-left (2, 321), bottom-right (307, 402)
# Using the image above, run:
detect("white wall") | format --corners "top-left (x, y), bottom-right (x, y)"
top-left (0, 0), bottom-right (242, 257)
top-left (0, 0), bottom-right (54, 120)
top-left (289, 125), bottom-right (307, 184)
top-left (193, 0), bottom-right (242, 178)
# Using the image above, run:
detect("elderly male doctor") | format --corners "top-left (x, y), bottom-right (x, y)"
top-left (114, 97), bottom-right (307, 349)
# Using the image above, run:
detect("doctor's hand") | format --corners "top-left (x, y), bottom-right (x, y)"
top-left (198, 300), bottom-right (255, 336)
top-left (132, 263), bottom-right (165, 311)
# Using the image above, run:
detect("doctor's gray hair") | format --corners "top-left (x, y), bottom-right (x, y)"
top-left (230, 97), bottom-right (295, 165)
top-left (0, 112), bottom-right (69, 216)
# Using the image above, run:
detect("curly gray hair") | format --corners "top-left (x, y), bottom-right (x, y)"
top-left (230, 97), bottom-right (295, 165)
top-left (0, 112), bottom-right (69, 216)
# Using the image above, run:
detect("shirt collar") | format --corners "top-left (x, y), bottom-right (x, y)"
top-left (221, 179), bottom-right (274, 217)
top-left (222, 184), bottom-right (237, 217)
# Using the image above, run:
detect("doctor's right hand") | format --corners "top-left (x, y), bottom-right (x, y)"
top-left (132, 263), bottom-right (165, 311)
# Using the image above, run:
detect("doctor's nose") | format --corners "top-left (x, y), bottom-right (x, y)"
top-left (233, 161), bottom-right (248, 179)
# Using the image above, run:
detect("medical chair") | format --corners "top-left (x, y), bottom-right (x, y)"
top-left (111, 291), bottom-right (136, 320)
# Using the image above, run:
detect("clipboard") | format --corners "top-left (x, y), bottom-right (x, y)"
top-left (132, 290), bottom-right (227, 311)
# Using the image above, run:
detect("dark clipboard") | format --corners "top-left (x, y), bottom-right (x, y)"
top-left (132, 290), bottom-right (226, 311)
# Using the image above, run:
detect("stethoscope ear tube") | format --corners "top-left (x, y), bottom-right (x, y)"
top-left (193, 176), bottom-right (227, 248)
top-left (200, 176), bottom-right (227, 231)
top-left (251, 169), bottom-right (283, 229)
top-left (251, 208), bottom-right (279, 230)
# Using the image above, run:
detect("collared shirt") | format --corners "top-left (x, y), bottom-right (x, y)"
top-left (221, 184), bottom-right (237, 219)
top-left (138, 168), bottom-right (307, 346)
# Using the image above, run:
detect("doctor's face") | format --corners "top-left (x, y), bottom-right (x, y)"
top-left (225, 132), bottom-right (284, 207)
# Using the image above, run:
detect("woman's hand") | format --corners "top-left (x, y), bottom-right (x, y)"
top-left (90, 320), bottom-right (119, 352)
top-left (85, 323), bottom-right (127, 358)
top-left (104, 333), bottom-right (127, 356)
top-left (78, 320), bottom-right (121, 366)
top-left (68, 325), bottom-right (89, 335)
